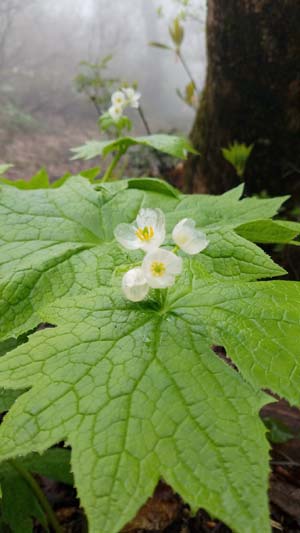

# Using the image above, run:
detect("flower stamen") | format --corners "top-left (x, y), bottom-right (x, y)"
top-left (136, 226), bottom-right (154, 241)
top-left (150, 261), bottom-right (166, 277)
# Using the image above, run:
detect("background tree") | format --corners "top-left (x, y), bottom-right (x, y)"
top-left (185, 0), bottom-right (300, 198)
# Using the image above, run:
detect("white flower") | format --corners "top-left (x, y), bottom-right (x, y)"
top-left (114, 208), bottom-right (166, 252)
top-left (108, 104), bottom-right (124, 121)
top-left (142, 249), bottom-right (182, 289)
top-left (122, 267), bottom-right (149, 302)
top-left (122, 87), bottom-right (141, 108)
top-left (111, 90), bottom-right (127, 107)
top-left (172, 218), bottom-right (209, 255)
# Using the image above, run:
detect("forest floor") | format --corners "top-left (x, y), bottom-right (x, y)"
top-left (0, 115), bottom-right (99, 181)
top-left (2, 116), bottom-right (300, 532)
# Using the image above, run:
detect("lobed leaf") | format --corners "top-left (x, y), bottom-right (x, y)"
top-left (0, 177), bottom-right (299, 533)
top-left (71, 134), bottom-right (198, 160)
top-left (0, 283), bottom-right (277, 533)
top-left (0, 178), bottom-right (288, 340)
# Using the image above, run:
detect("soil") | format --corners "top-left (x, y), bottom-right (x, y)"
top-left (0, 115), bottom-right (99, 182)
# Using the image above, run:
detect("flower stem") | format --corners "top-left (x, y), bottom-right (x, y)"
top-left (101, 148), bottom-right (124, 182)
top-left (10, 459), bottom-right (63, 533)
top-left (137, 106), bottom-right (152, 135)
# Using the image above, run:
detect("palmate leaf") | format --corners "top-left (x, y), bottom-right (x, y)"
top-left (0, 178), bottom-right (299, 532)
top-left (0, 178), bottom-right (288, 341)
top-left (0, 275), bottom-right (300, 532)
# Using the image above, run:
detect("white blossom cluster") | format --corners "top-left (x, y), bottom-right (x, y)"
top-left (114, 208), bottom-right (209, 302)
top-left (108, 88), bottom-right (141, 121)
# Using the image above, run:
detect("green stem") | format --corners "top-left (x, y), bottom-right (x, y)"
top-left (154, 289), bottom-right (162, 307)
top-left (172, 245), bottom-right (179, 254)
top-left (177, 49), bottom-right (199, 92)
top-left (10, 460), bottom-right (63, 533)
top-left (101, 148), bottom-right (124, 182)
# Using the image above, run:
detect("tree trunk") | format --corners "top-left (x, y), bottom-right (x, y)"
top-left (185, 0), bottom-right (300, 197)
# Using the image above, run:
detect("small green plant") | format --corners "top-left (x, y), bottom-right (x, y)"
top-left (150, 15), bottom-right (199, 108)
top-left (72, 87), bottom-right (198, 181)
top-left (221, 141), bottom-right (254, 178)
top-left (74, 55), bottom-right (120, 116)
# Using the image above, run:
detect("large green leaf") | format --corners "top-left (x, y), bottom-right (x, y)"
top-left (71, 134), bottom-right (198, 160)
top-left (0, 178), bottom-right (299, 532)
top-left (0, 178), bottom-right (287, 340)
top-left (0, 274), bottom-right (300, 532)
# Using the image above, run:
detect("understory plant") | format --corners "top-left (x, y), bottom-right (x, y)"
top-left (1, 157), bottom-right (300, 532)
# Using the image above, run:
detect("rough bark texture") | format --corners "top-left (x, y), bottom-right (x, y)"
top-left (185, 0), bottom-right (300, 197)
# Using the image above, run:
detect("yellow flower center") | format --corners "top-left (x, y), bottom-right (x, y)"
top-left (136, 226), bottom-right (154, 241)
top-left (151, 261), bottom-right (166, 277)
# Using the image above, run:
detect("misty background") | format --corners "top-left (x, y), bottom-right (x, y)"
top-left (0, 0), bottom-right (206, 178)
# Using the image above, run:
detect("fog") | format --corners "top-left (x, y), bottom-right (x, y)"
top-left (0, 0), bottom-right (206, 130)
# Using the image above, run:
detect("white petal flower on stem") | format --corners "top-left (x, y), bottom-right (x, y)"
top-left (122, 87), bottom-right (141, 108)
top-left (111, 90), bottom-right (127, 107)
top-left (114, 208), bottom-right (166, 252)
top-left (108, 104), bottom-right (124, 121)
top-left (172, 218), bottom-right (209, 255)
top-left (142, 249), bottom-right (182, 289)
top-left (122, 267), bottom-right (149, 302)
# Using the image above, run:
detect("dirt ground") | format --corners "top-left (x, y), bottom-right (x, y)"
top-left (0, 115), bottom-right (99, 181)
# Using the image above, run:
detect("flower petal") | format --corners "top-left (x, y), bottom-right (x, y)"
top-left (114, 223), bottom-right (140, 250)
top-left (142, 249), bottom-right (182, 289)
top-left (172, 218), bottom-right (209, 255)
top-left (108, 104), bottom-right (123, 121)
top-left (111, 90), bottom-right (126, 106)
top-left (122, 88), bottom-right (141, 108)
top-left (122, 268), bottom-right (149, 301)
top-left (136, 208), bottom-right (166, 251)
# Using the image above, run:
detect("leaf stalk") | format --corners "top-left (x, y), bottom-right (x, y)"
top-left (10, 460), bottom-right (63, 533)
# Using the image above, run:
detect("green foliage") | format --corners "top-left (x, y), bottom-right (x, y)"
top-left (150, 3), bottom-right (201, 107)
top-left (0, 178), bottom-right (300, 532)
top-left (0, 449), bottom-right (72, 532)
top-left (263, 417), bottom-right (298, 444)
top-left (176, 81), bottom-right (197, 108)
top-left (98, 111), bottom-right (132, 137)
top-left (169, 16), bottom-right (184, 48)
top-left (71, 134), bottom-right (198, 161)
top-left (0, 167), bottom-right (101, 190)
top-left (149, 41), bottom-right (173, 51)
top-left (236, 219), bottom-right (300, 244)
top-left (221, 141), bottom-right (254, 178)
top-left (74, 55), bottom-right (120, 115)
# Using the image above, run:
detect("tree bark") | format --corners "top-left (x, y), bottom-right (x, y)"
top-left (185, 0), bottom-right (300, 197)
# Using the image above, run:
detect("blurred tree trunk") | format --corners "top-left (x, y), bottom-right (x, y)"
top-left (185, 0), bottom-right (300, 197)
